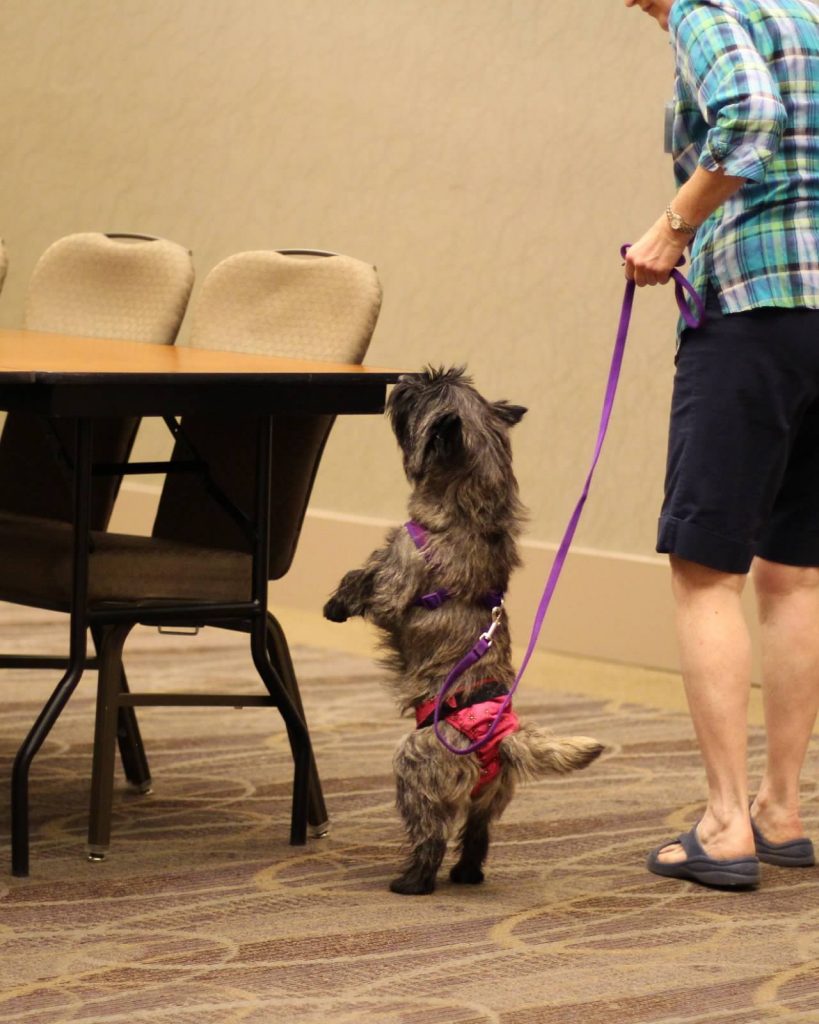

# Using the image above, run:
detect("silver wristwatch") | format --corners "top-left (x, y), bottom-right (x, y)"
top-left (666, 203), bottom-right (697, 235)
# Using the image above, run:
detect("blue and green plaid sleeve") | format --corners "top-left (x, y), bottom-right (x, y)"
top-left (672, 1), bottom-right (787, 181)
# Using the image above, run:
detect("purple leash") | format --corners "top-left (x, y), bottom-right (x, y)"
top-left (433, 246), bottom-right (706, 754)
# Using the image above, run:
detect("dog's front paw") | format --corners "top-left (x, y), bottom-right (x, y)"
top-left (323, 596), bottom-right (350, 623)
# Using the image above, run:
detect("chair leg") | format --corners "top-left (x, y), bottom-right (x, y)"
top-left (115, 674), bottom-right (152, 794)
top-left (91, 624), bottom-right (151, 791)
top-left (265, 612), bottom-right (329, 836)
top-left (87, 622), bottom-right (135, 861)
top-left (282, 716), bottom-right (312, 848)
top-left (250, 621), bottom-right (311, 846)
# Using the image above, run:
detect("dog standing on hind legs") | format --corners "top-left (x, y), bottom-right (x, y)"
top-left (324, 366), bottom-right (604, 894)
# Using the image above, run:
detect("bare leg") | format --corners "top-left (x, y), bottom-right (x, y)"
top-left (657, 556), bottom-right (755, 864)
top-left (751, 558), bottom-right (819, 842)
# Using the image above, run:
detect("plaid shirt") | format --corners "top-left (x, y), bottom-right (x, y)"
top-left (670, 0), bottom-right (819, 314)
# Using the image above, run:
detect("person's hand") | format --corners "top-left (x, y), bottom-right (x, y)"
top-left (624, 215), bottom-right (691, 286)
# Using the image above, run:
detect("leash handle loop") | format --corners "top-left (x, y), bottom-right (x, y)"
top-left (432, 247), bottom-right (705, 756)
top-left (618, 243), bottom-right (706, 329)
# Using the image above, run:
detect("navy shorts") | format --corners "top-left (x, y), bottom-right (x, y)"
top-left (657, 287), bottom-right (819, 574)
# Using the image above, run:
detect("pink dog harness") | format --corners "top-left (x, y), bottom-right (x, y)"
top-left (415, 684), bottom-right (520, 796)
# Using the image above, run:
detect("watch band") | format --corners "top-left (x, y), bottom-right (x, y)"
top-left (666, 203), bottom-right (697, 235)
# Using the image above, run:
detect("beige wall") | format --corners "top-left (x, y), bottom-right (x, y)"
top-left (0, 1), bottom-right (701, 670)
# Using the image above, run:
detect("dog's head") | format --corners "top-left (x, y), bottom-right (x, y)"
top-left (387, 366), bottom-right (526, 487)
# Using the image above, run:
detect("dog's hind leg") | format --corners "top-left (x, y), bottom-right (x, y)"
top-left (450, 779), bottom-right (515, 885)
top-left (450, 808), bottom-right (490, 885)
top-left (390, 834), bottom-right (448, 896)
top-left (389, 730), bottom-right (475, 895)
top-left (390, 771), bottom-right (448, 895)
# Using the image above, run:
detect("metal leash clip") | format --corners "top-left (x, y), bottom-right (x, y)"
top-left (480, 601), bottom-right (505, 646)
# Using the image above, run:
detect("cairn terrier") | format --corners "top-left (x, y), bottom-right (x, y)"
top-left (324, 367), bottom-right (603, 894)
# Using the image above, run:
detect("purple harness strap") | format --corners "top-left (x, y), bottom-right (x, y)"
top-left (405, 521), bottom-right (503, 611)
top-left (405, 521), bottom-right (453, 609)
top-left (429, 248), bottom-right (706, 756)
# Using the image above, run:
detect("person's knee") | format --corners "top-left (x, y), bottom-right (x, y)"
top-left (753, 557), bottom-right (819, 601)
top-left (670, 555), bottom-right (746, 600)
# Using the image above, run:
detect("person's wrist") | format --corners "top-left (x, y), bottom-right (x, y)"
top-left (655, 215), bottom-right (689, 251)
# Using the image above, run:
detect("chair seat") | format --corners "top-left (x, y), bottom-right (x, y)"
top-left (0, 512), bottom-right (251, 611)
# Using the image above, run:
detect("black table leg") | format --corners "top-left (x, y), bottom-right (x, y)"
top-left (11, 418), bottom-right (92, 876)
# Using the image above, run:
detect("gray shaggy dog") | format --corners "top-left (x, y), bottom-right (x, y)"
top-left (324, 366), bottom-right (603, 895)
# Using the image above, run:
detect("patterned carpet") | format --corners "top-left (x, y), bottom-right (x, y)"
top-left (1, 604), bottom-right (818, 1023)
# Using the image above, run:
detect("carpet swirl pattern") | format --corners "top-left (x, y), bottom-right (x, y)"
top-left (1, 607), bottom-right (818, 1023)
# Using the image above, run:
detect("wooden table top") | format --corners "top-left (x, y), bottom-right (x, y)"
top-left (0, 329), bottom-right (407, 417)
top-left (0, 328), bottom-right (401, 378)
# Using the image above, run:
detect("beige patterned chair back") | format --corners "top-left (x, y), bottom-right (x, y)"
top-left (24, 232), bottom-right (193, 343)
top-left (182, 248), bottom-right (381, 361)
top-left (0, 233), bottom-right (194, 529)
top-left (153, 250), bottom-right (383, 577)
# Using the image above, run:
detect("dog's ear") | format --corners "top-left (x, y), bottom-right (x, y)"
top-left (427, 411), bottom-right (463, 463)
top-left (493, 401), bottom-right (527, 426)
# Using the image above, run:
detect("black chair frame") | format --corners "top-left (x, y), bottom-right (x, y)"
top-left (8, 414), bottom-right (327, 875)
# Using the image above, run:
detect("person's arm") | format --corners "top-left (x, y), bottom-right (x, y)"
top-left (625, 166), bottom-right (746, 286)
top-left (626, 1), bottom-right (786, 287)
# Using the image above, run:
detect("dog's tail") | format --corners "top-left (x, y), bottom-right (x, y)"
top-left (501, 722), bottom-right (604, 780)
